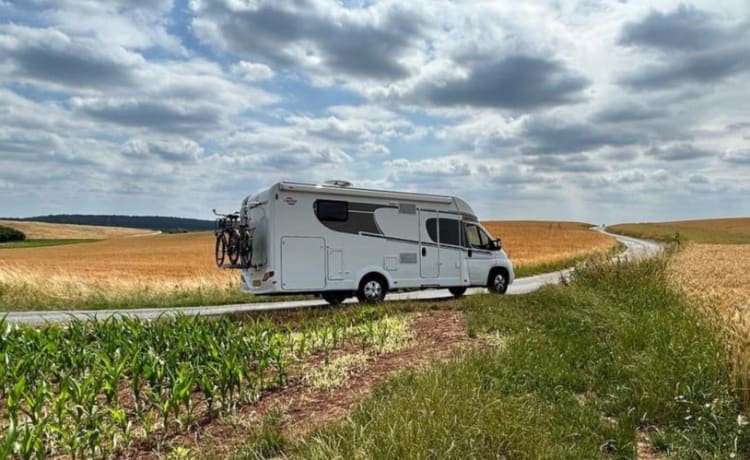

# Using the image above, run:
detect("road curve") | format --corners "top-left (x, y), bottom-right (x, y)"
top-left (4, 229), bottom-right (661, 325)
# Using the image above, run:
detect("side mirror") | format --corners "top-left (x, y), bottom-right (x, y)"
top-left (495, 238), bottom-right (502, 250)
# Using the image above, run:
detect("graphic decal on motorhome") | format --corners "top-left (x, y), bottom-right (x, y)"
top-left (314, 200), bottom-right (396, 235)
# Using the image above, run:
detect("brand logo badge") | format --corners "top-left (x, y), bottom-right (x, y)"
top-left (283, 196), bottom-right (297, 206)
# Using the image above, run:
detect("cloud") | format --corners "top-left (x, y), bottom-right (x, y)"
top-left (191, 0), bottom-right (425, 80)
top-left (232, 61), bottom-right (275, 81)
top-left (520, 117), bottom-right (639, 155)
top-left (617, 5), bottom-right (750, 91)
top-left (406, 55), bottom-right (589, 109)
top-left (121, 138), bottom-right (203, 163)
top-left (0, 25), bottom-right (141, 89)
top-left (523, 154), bottom-right (608, 173)
top-left (593, 103), bottom-right (666, 123)
top-left (73, 98), bottom-right (222, 132)
top-left (619, 5), bottom-right (730, 52)
top-left (645, 144), bottom-right (713, 161)
top-left (721, 150), bottom-right (750, 165)
top-left (620, 45), bottom-right (750, 90)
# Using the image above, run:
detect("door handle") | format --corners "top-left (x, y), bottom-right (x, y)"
top-left (468, 249), bottom-right (472, 258)
top-left (422, 247), bottom-right (427, 257)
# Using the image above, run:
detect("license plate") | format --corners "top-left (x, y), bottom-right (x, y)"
top-left (253, 280), bottom-right (261, 287)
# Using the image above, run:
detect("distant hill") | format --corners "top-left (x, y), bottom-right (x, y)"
top-left (6, 215), bottom-right (214, 233)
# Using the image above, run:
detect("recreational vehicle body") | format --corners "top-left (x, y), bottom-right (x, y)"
top-left (237, 181), bottom-right (514, 304)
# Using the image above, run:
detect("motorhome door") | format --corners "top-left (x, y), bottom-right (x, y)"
top-left (418, 210), bottom-right (439, 278)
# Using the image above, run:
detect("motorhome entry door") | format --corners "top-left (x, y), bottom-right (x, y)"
top-left (418, 211), bottom-right (439, 278)
top-left (281, 236), bottom-right (325, 290)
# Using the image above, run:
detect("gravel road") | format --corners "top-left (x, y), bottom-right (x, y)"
top-left (3, 229), bottom-right (660, 325)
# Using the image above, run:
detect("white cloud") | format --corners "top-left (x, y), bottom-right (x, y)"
top-left (232, 60), bottom-right (275, 81)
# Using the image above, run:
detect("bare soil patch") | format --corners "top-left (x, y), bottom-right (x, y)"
top-left (155, 310), bottom-right (473, 459)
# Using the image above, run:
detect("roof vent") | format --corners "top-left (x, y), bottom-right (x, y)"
top-left (322, 179), bottom-right (353, 188)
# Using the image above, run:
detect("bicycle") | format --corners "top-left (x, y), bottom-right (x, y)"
top-left (214, 209), bottom-right (254, 268)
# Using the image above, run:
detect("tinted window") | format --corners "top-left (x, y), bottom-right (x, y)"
top-left (426, 218), bottom-right (438, 242)
top-left (425, 218), bottom-right (461, 246)
top-left (315, 200), bottom-right (348, 222)
top-left (439, 218), bottom-right (460, 246)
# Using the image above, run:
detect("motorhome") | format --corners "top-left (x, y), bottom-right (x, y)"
top-left (229, 181), bottom-right (514, 305)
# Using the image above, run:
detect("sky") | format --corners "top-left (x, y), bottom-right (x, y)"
top-left (0, 0), bottom-right (749, 223)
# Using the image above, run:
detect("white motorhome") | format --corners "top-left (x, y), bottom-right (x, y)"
top-left (236, 181), bottom-right (514, 304)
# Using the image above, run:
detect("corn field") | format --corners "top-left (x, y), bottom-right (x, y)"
top-left (0, 312), bottom-right (406, 459)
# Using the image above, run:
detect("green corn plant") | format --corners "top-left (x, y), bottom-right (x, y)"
top-left (0, 420), bottom-right (18, 459)
top-left (99, 350), bottom-right (127, 406)
top-left (171, 364), bottom-right (194, 427)
top-left (109, 407), bottom-right (132, 452)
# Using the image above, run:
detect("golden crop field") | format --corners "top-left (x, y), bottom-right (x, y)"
top-left (0, 221), bottom-right (615, 311)
top-left (669, 243), bottom-right (750, 403)
top-left (0, 219), bottom-right (156, 239)
top-left (484, 220), bottom-right (615, 269)
top-left (609, 217), bottom-right (750, 244)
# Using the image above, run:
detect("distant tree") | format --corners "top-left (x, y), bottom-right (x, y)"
top-left (0, 225), bottom-right (26, 242)
top-left (20, 215), bottom-right (214, 232)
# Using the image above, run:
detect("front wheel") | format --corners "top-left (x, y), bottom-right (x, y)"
top-left (488, 270), bottom-right (509, 294)
top-left (357, 276), bottom-right (387, 304)
top-left (449, 287), bottom-right (467, 298)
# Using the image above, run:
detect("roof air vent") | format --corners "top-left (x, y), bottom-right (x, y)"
top-left (322, 180), bottom-right (353, 187)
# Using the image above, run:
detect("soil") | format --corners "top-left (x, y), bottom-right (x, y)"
top-left (144, 310), bottom-right (474, 459)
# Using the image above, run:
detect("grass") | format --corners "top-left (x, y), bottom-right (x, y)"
top-left (0, 238), bottom-right (97, 249)
top-left (609, 217), bottom-right (750, 244)
top-left (236, 256), bottom-right (750, 459)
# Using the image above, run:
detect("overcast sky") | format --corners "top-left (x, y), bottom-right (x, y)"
top-left (1, 0), bottom-right (749, 223)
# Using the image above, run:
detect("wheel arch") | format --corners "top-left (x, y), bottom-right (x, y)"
top-left (357, 268), bottom-right (391, 291)
top-left (486, 266), bottom-right (510, 287)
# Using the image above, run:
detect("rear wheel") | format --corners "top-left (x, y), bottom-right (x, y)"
top-left (488, 269), bottom-right (509, 294)
top-left (449, 286), bottom-right (467, 298)
top-left (357, 276), bottom-right (387, 304)
top-left (215, 235), bottom-right (226, 267)
top-left (322, 292), bottom-right (348, 305)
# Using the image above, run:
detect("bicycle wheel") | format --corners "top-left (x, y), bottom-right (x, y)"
top-left (215, 234), bottom-right (226, 267)
top-left (227, 230), bottom-right (241, 265)
top-left (240, 230), bottom-right (253, 268)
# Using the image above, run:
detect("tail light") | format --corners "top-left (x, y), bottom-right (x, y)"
top-left (262, 270), bottom-right (275, 282)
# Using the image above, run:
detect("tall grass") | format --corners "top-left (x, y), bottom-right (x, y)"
top-left (252, 256), bottom-right (749, 459)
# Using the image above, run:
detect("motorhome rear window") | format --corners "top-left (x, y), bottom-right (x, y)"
top-left (315, 200), bottom-right (348, 222)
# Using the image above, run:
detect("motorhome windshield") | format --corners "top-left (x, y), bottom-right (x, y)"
top-left (464, 222), bottom-right (495, 250)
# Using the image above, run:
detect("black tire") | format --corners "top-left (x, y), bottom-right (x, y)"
top-left (215, 235), bottom-right (226, 267)
top-left (227, 230), bottom-right (241, 265)
top-left (449, 286), bottom-right (467, 298)
top-left (356, 275), bottom-right (387, 304)
top-left (488, 269), bottom-right (509, 294)
top-left (322, 292), bottom-right (348, 305)
top-left (239, 230), bottom-right (252, 268)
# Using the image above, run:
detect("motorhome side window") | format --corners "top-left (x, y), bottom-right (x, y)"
top-left (315, 200), bottom-right (348, 222)
top-left (425, 218), bottom-right (461, 246)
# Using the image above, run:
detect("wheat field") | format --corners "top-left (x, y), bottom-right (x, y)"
top-left (484, 221), bottom-right (615, 269)
top-left (0, 219), bottom-right (157, 239)
top-left (0, 221), bottom-right (615, 311)
top-left (669, 243), bottom-right (750, 404)
top-left (610, 217), bottom-right (750, 244)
